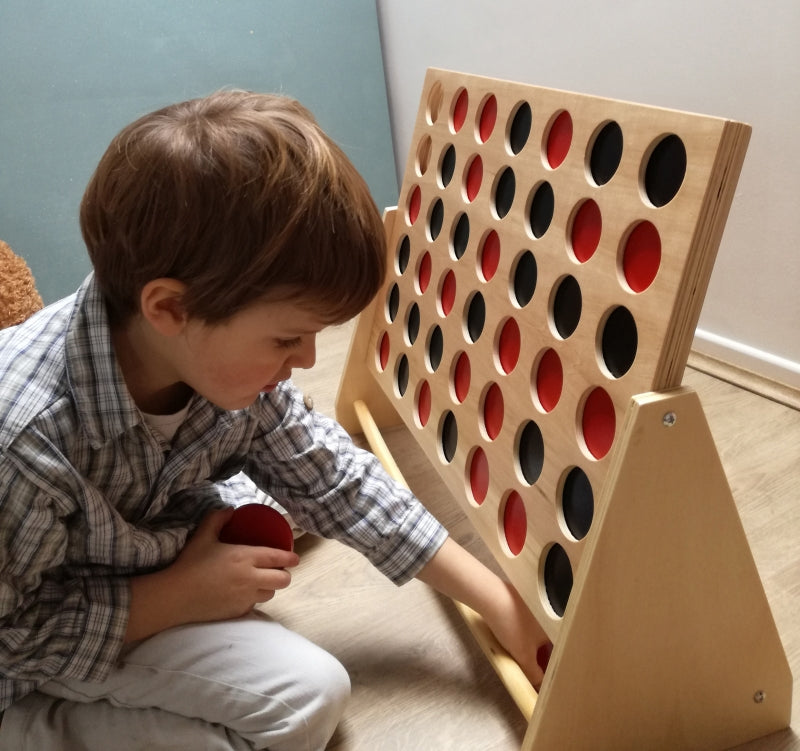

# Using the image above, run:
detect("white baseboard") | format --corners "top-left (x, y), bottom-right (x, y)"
top-left (690, 329), bottom-right (800, 409)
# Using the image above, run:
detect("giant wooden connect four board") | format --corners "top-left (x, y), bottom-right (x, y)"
top-left (336, 69), bottom-right (792, 749)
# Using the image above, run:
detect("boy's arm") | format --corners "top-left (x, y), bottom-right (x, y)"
top-left (415, 536), bottom-right (548, 690)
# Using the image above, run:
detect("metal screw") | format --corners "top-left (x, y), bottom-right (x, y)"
top-left (754, 690), bottom-right (766, 704)
top-left (662, 411), bottom-right (677, 427)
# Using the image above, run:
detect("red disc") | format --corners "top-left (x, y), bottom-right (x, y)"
top-left (483, 383), bottom-right (504, 440)
top-left (408, 185), bottom-right (421, 225)
top-left (623, 220), bottom-right (661, 292)
top-left (219, 504), bottom-right (294, 551)
top-left (439, 270), bottom-right (456, 317)
top-left (417, 380), bottom-right (432, 427)
top-left (418, 251), bottom-right (432, 294)
top-left (498, 318), bottom-right (521, 374)
top-left (466, 156), bottom-right (483, 202)
top-left (479, 95), bottom-right (497, 143)
top-left (503, 491), bottom-right (527, 556)
top-left (571, 199), bottom-right (602, 262)
top-left (582, 387), bottom-right (616, 459)
top-left (480, 230), bottom-right (501, 281)
top-left (452, 88), bottom-right (468, 133)
top-left (546, 111), bottom-right (573, 169)
top-left (535, 348), bottom-right (563, 412)
top-left (469, 447), bottom-right (489, 505)
top-left (454, 353), bottom-right (471, 403)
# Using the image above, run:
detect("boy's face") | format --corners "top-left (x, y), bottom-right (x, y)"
top-left (177, 298), bottom-right (326, 411)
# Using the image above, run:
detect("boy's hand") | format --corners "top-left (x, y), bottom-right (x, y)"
top-left (172, 508), bottom-right (300, 622)
top-left (416, 537), bottom-right (551, 690)
top-left (125, 509), bottom-right (299, 643)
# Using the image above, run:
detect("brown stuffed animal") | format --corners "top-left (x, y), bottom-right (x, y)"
top-left (0, 239), bottom-right (44, 330)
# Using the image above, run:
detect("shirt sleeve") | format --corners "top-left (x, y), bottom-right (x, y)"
top-left (245, 382), bottom-right (448, 585)
top-left (0, 440), bottom-right (130, 707)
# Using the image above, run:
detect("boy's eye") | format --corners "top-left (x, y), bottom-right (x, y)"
top-left (275, 337), bottom-right (302, 349)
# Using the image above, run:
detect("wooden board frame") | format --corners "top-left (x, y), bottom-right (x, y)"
top-left (335, 69), bottom-right (791, 748)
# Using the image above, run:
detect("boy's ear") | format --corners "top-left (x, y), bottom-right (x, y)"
top-left (139, 278), bottom-right (190, 336)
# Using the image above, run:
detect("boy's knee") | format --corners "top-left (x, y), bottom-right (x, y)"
top-left (286, 650), bottom-right (350, 751)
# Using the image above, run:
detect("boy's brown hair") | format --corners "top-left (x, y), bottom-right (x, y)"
top-left (80, 90), bottom-right (387, 325)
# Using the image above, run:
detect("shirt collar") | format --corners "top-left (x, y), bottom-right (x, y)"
top-left (65, 274), bottom-right (144, 448)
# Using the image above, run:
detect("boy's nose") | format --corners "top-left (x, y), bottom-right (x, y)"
top-left (291, 335), bottom-right (317, 369)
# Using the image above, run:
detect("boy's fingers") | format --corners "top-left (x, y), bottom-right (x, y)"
top-left (198, 507), bottom-right (235, 537)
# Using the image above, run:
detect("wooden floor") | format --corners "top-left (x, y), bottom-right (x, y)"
top-left (268, 322), bottom-right (800, 751)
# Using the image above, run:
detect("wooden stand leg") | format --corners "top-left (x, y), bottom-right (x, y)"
top-left (525, 388), bottom-right (792, 751)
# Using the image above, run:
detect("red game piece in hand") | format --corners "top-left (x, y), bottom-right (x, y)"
top-left (219, 503), bottom-right (295, 551)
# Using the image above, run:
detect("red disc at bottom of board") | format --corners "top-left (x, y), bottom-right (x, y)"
top-left (377, 332), bottom-right (390, 371)
top-left (503, 491), bottom-right (527, 556)
top-left (219, 504), bottom-right (295, 551)
top-left (581, 387), bottom-right (616, 459)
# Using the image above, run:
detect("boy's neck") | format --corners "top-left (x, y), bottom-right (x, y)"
top-left (111, 318), bottom-right (194, 415)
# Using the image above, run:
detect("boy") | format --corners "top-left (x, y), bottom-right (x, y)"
top-left (0, 91), bottom-right (548, 750)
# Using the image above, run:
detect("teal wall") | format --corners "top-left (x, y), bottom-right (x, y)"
top-left (0, 0), bottom-right (397, 303)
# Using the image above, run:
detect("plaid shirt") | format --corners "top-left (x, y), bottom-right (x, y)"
top-left (0, 274), bottom-right (447, 711)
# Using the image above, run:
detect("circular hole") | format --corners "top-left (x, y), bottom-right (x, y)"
top-left (512, 250), bottom-right (537, 308)
top-left (493, 167), bottom-right (516, 219)
top-left (478, 94), bottom-right (497, 143)
top-left (581, 387), bottom-right (616, 459)
top-left (438, 270), bottom-right (456, 317)
top-left (427, 325), bottom-right (444, 372)
top-left (428, 199), bottom-right (444, 242)
top-left (427, 80), bottom-right (444, 124)
top-left (377, 332), bottom-right (390, 372)
top-left (395, 354), bottom-right (409, 397)
top-left (453, 352), bottom-right (471, 403)
top-left (517, 420), bottom-right (544, 484)
top-left (466, 292), bottom-right (486, 342)
top-left (545, 110), bottom-right (573, 169)
top-left (601, 306), bottom-right (637, 378)
top-left (407, 185), bottom-right (422, 225)
top-left (451, 212), bottom-right (470, 260)
top-left (386, 283), bottom-right (400, 323)
top-left (528, 181), bottom-right (554, 239)
top-left (440, 410), bottom-right (458, 463)
top-left (465, 155), bottom-right (483, 203)
top-left (622, 220), bottom-right (661, 292)
top-left (570, 199), bottom-right (602, 263)
top-left (561, 467), bottom-right (593, 540)
top-left (502, 491), bottom-right (527, 556)
top-left (497, 318), bottom-right (521, 374)
top-left (551, 275), bottom-right (582, 339)
top-left (406, 303), bottom-right (420, 345)
top-left (468, 446), bottom-right (489, 505)
top-left (482, 383), bottom-right (504, 440)
top-left (479, 230), bottom-right (501, 282)
top-left (508, 101), bottom-right (532, 155)
top-left (534, 348), bottom-right (563, 412)
top-left (417, 251), bottom-right (432, 294)
top-left (644, 134), bottom-right (686, 207)
top-left (451, 88), bottom-right (469, 133)
top-left (589, 121), bottom-right (623, 186)
top-left (416, 135), bottom-right (432, 176)
top-left (416, 380), bottom-right (432, 428)
top-left (543, 543), bottom-right (573, 617)
top-left (439, 144), bottom-right (456, 188)
top-left (396, 235), bottom-right (411, 275)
